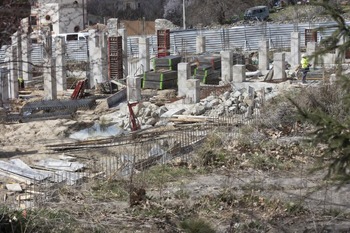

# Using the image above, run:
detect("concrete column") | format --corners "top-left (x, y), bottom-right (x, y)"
top-left (101, 31), bottom-right (108, 80)
top-left (15, 32), bottom-right (23, 81)
top-left (177, 63), bottom-right (191, 97)
top-left (118, 28), bottom-right (128, 78)
top-left (196, 36), bottom-right (206, 54)
top-left (290, 32), bottom-right (300, 68)
top-left (306, 42), bottom-right (317, 57)
top-left (221, 51), bottom-right (233, 83)
top-left (273, 52), bottom-right (286, 81)
top-left (0, 68), bottom-right (9, 102)
top-left (258, 39), bottom-right (269, 71)
top-left (232, 64), bottom-right (246, 83)
top-left (20, 18), bottom-right (32, 82)
top-left (186, 79), bottom-right (200, 103)
top-left (88, 29), bottom-right (108, 88)
top-left (127, 76), bottom-right (141, 102)
top-left (55, 37), bottom-right (67, 92)
top-left (307, 42), bottom-right (317, 67)
top-left (43, 27), bottom-right (57, 100)
top-left (20, 33), bottom-right (32, 82)
top-left (9, 33), bottom-right (19, 99)
top-left (107, 18), bottom-right (119, 37)
top-left (139, 37), bottom-right (150, 73)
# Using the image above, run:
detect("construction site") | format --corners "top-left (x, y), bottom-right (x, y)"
top-left (0, 1), bottom-right (350, 232)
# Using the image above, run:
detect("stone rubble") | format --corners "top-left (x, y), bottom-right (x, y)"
top-left (98, 84), bottom-right (277, 131)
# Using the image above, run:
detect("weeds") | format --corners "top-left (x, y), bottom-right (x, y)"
top-left (285, 201), bottom-right (308, 215)
top-left (180, 218), bottom-right (215, 233)
top-left (0, 207), bottom-right (81, 233)
top-left (91, 179), bottom-right (129, 201)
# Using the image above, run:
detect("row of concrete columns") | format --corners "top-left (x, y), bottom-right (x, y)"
top-left (2, 24), bottom-right (343, 104)
top-left (2, 17), bottom-right (129, 101)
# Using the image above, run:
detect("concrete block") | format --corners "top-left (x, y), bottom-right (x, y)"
top-left (221, 51), bottom-right (233, 83)
top-left (290, 32), bottom-right (300, 67)
top-left (232, 64), bottom-right (246, 83)
top-left (139, 37), bottom-right (150, 72)
top-left (259, 39), bottom-right (269, 71)
top-left (177, 63), bottom-right (191, 97)
top-left (196, 36), bottom-right (206, 54)
top-left (127, 76), bottom-right (142, 102)
top-left (186, 79), bottom-right (200, 103)
top-left (273, 52), bottom-right (286, 81)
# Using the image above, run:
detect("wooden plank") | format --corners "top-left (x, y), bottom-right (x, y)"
top-left (172, 115), bottom-right (217, 120)
top-left (5, 183), bottom-right (22, 192)
top-left (168, 118), bottom-right (207, 123)
top-left (25, 190), bottom-right (44, 195)
top-left (16, 194), bottom-right (33, 201)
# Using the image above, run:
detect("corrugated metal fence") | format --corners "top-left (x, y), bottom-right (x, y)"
top-left (127, 21), bottom-right (337, 56)
top-left (0, 21), bottom-right (340, 65)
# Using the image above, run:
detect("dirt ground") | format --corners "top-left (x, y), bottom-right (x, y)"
top-left (0, 82), bottom-right (350, 232)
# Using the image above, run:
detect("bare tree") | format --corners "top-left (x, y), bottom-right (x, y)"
top-left (0, 0), bottom-right (31, 47)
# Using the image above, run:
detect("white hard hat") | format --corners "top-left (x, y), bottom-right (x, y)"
top-left (301, 53), bottom-right (306, 58)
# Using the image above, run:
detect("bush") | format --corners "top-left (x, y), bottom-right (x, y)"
top-left (180, 218), bottom-right (216, 233)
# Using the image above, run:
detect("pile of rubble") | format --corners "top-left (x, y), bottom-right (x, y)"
top-left (99, 84), bottom-right (277, 132)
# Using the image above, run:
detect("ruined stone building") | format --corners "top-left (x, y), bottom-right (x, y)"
top-left (29, 0), bottom-right (86, 36)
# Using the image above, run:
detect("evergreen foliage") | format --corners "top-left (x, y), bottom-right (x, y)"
top-left (292, 0), bottom-right (350, 185)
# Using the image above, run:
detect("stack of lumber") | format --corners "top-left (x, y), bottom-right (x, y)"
top-left (142, 70), bottom-right (178, 90)
top-left (193, 55), bottom-right (221, 84)
top-left (194, 64), bottom-right (221, 84)
top-left (152, 55), bottom-right (182, 71)
top-left (197, 55), bottom-right (221, 70)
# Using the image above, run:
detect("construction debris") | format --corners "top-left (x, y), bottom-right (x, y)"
top-left (5, 183), bottom-right (22, 192)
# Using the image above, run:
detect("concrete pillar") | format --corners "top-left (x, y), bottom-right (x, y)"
top-left (307, 42), bottom-right (317, 67)
top-left (177, 63), bottom-right (191, 97)
top-left (9, 33), bottom-right (19, 99)
top-left (107, 18), bottom-right (119, 37)
top-left (118, 28), bottom-right (128, 78)
top-left (88, 29), bottom-right (108, 88)
top-left (186, 79), bottom-right (200, 103)
top-left (55, 37), bottom-right (67, 92)
top-left (100, 31), bottom-right (108, 79)
top-left (127, 76), bottom-right (141, 102)
top-left (43, 27), bottom-right (57, 100)
top-left (20, 18), bottom-right (32, 82)
top-left (221, 51), bottom-right (233, 83)
top-left (196, 36), bottom-right (206, 54)
top-left (273, 52), bottom-right (286, 81)
top-left (258, 39), bottom-right (269, 71)
top-left (15, 32), bottom-right (22, 81)
top-left (232, 64), bottom-right (246, 83)
top-left (290, 32), bottom-right (300, 68)
top-left (139, 37), bottom-right (150, 73)
top-left (306, 42), bottom-right (317, 57)
top-left (0, 68), bottom-right (9, 102)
